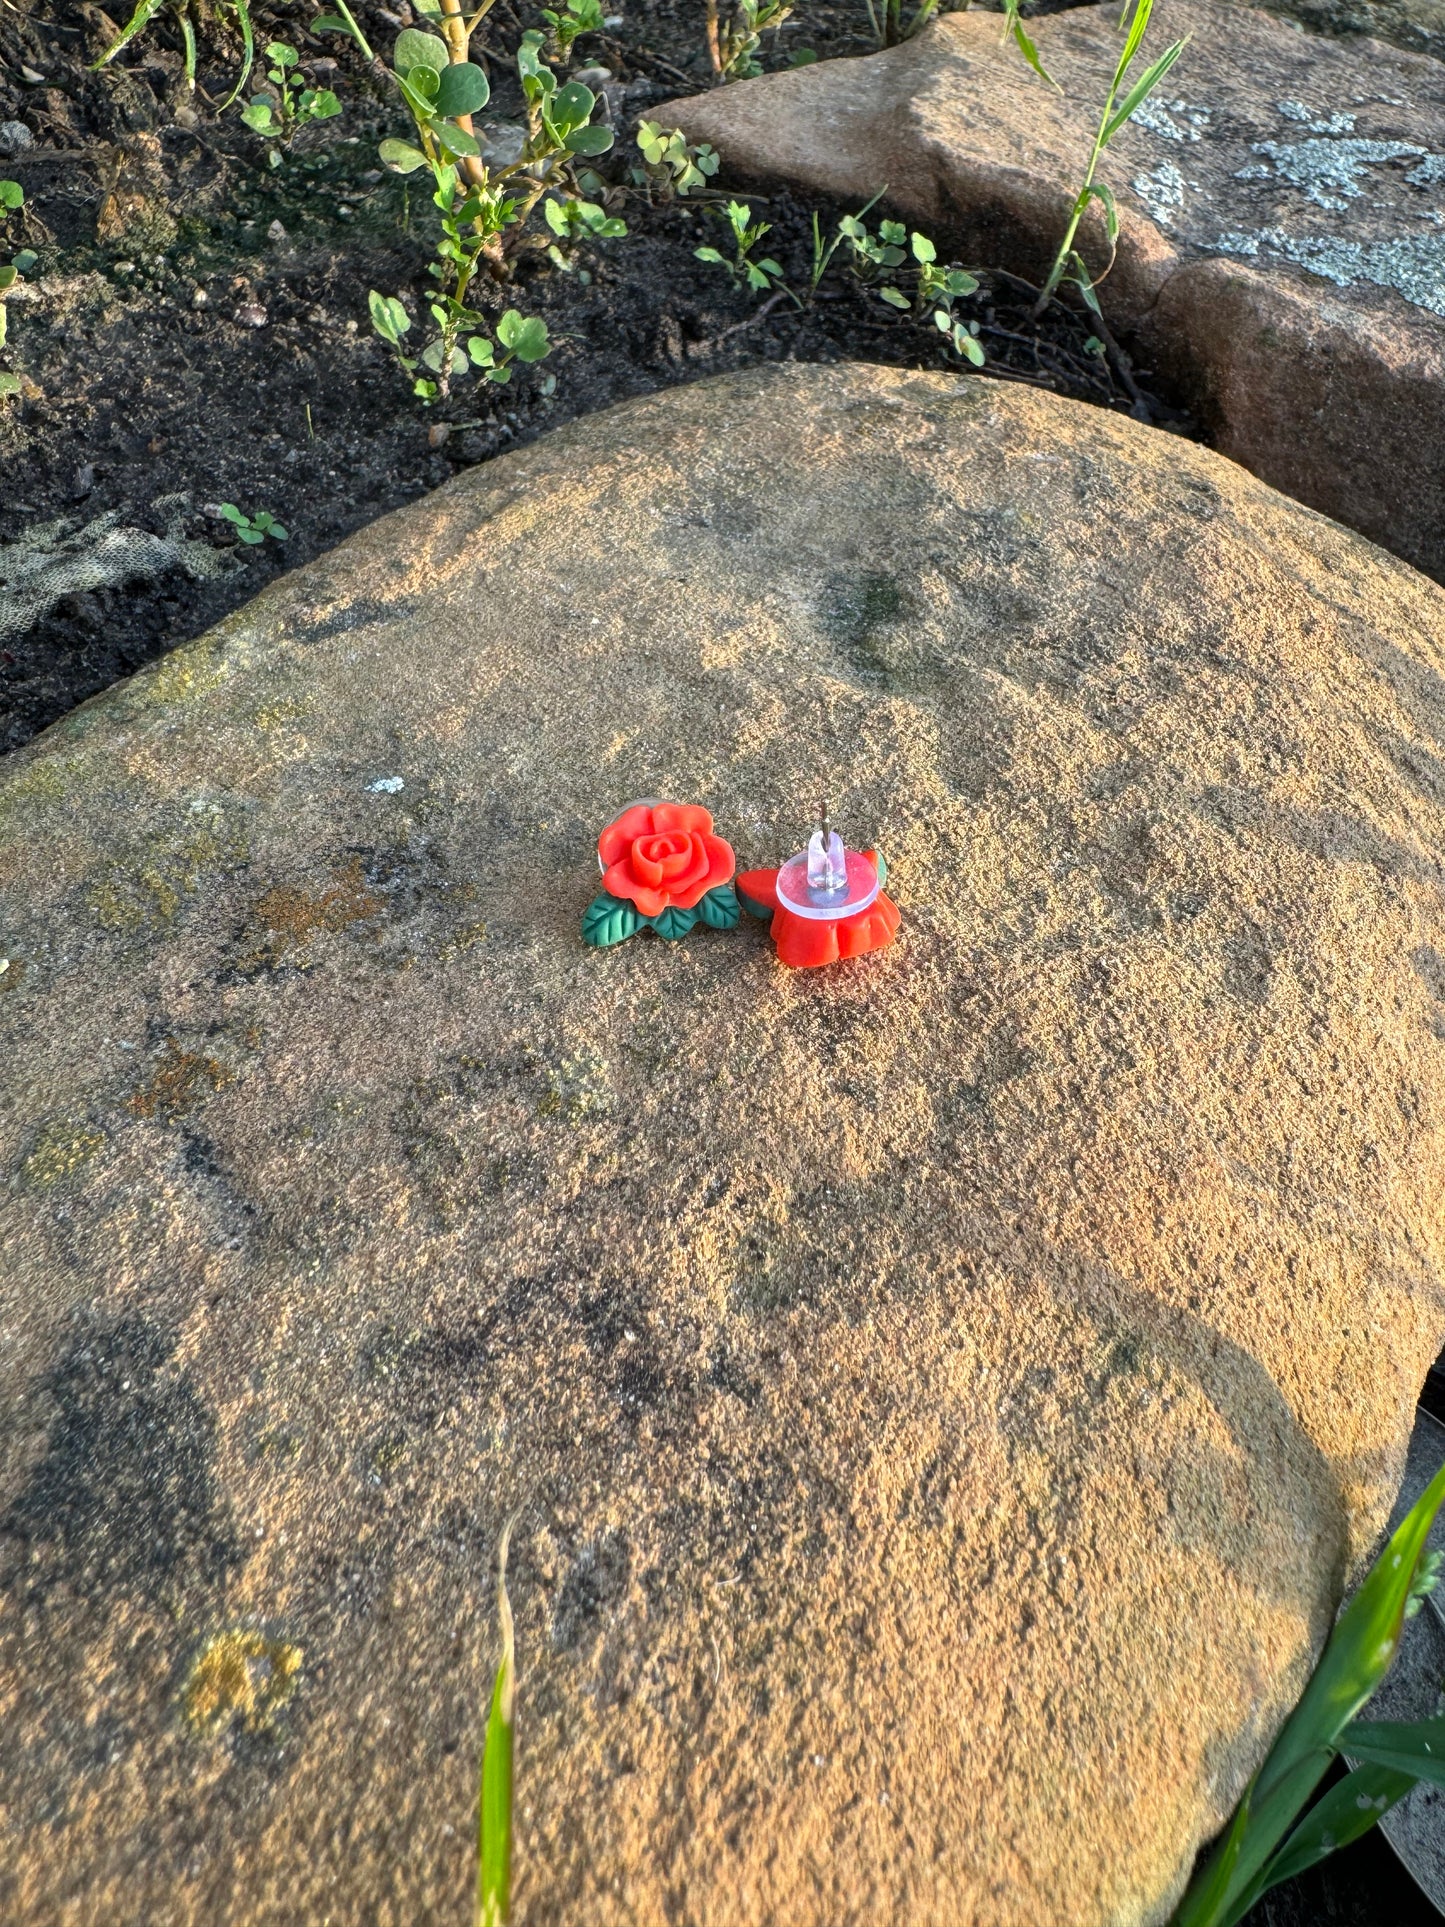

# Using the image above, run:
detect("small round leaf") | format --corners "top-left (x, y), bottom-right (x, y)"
top-left (393, 28), bottom-right (450, 73)
top-left (434, 60), bottom-right (490, 117)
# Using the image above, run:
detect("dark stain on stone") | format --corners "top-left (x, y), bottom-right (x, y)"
top-left (295, 595), bottom-right (422, 642)
top-left (2, 1316), bottom-right (243, 1609)
top-left (553, 1530), bottom-right (630, 1652)
top-left (817, 569), bottom-right (912, 682)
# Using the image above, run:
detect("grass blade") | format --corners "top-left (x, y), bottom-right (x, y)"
top-left (89, 0), bottom-right (160, 69)
top-left (1102, 38), bottom-right (1188, 144)
top-left (1244, 1761), bottom-right (1418, 1906)
top-left (1171, 1456), bottom-right (1445, 1927)
top-left (1340, 1717), bottom-right (1445, 1788)
top-left (999, 0), bottom-right (1059, 89)
top-left (218, 0), bottom-right (256, 113)
top-left (477, 1518), bottom-right (517, 1927)
top-left (1113, 0), bottom-right (1153, 85)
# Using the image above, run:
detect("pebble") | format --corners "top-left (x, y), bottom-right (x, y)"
top-left (113, 260), bottom-right (135, 275)
top-left (19, 66), bottom-right (46, 85)
top-left (235, 303), bottom-right (269, 328)
top-left (0, 121), bottom-right (33, 157)
top-left (267, 218), bottom-right (288, 243)
top-left (192, 286), bottom-right (208, 308)
top-left (427, 423), bottom-right (450, 449)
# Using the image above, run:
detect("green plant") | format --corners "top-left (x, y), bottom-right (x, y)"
top-left (218, 503), bottom-right (289, 544)
top-left (0, 182), bottom-right (37, 401)
top-left (1033, 0), bottom-right (1187, 316)
top-left (998, 0), bottom-right (1056, 87)
top-left (240, 43), bottom-right (342, 142)
top-left (808, 187), bottom-right (886, 294)
top-left (477, 1519), bottom-right (517, 1927)
top-left (863, 0), bottom-right (938, 50)
top-left (544, 192), bottom-right (627, 273)
top-left (91, 0), bottom-right (256, 109)
top-left (695, 199), bottom-right (785, 293)
top-left (542, 0), bottom-right (604, 63)
top-left (880, 230), bottom-right (984, 365)
top-left (318, 10), bottom-right (614, 400)
top-left (1171, 1458), bottom-right (1445, 1926)
top-left (706, 0), bottom-right (794, 79)
top-left (633, 121), bottom-right (720, 199)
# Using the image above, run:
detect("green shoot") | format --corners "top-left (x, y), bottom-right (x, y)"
top-left (1170, 1458), bottom-right (1445, 1927)
top-left (240, 44), bottom-right (342, 144)
top-left (90, 0), bottom-right (257, 110)
top-left (633, 121), bottom-right (720, 200)
top-left (317, 14), bottom-right (614, 402)
top-left (545, 193), bottom-right (627, 274)
top-left (863, 0), bottom-right (939, 51)
top-left (809, 186), bottom-right (887, 294)
top-left (541, 0), bottom-right (604, 64)
top-left (218, 504), bottom-right (288, 544)
top-left (0, 181), bottom-right (36, 395)
top-left (1034, 0), bottom-right (1187, 315)
top-left (477, 1518), bottom-right (517, 1927)
top-left (998, 0), bottom-right (1057, 88)
top-left (694, 200), bottom-right (786, 294)
top-left (706, 0), bottom-right (793, 80)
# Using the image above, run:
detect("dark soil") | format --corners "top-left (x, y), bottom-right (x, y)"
top-left (0, 2), bottom-right (1435, 1921)
top-left (0, 0), bottom-right (1187, 755)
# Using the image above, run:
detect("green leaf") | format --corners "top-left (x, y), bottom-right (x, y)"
top-left (477, 1521), bottom-right (516, 1927)
top-left (238, 527), bottom-right (265, 544)
top-left (1102, 37), bottom-right (1189, 144)
top-left (368, 290), bottom-right (412, 342)
top-left (0, 372), bottom-right (20, 399)
top-left (1249, 1762), bottom-right (1417, 1901)
top-left (434, 121), bottom-right (481, 159)
top-left (311, 14), bottom-right (353, 30)
top-left (266, 521), bottom-right (289, 541)
top-left (467, 335), bottom-right (495, 365)
top-left (581, 892), bottom-right (640, 947)
top-left (0, 181), bottom-right (23, 211)
top-left (1086, 180), bottom-right (1120, 244)
top-left (496, 310), bottom-right (550, 361)
top-left (435, 60), bottom-right (490, 116)
top-left (697, 884), bottom-right (740, 930)
top-left (564, 124), bottom-right (613, 156)
top-left (89, 0), bottom-right (159, 70)
top-left (394, 27), bottom-right (450, 73)
top-left (240, 100), bottom-right (275, 133)
top-left (379, 137), bottom-right (429, 174)
top-left (910, 231), bottom-right (936, 264)
top-left (553, 79), bottom-right (595, 127)
top-left (0, 265), bottom-right (15, 293)
top-left (694, 246), bottom-right (725, 265)
top-left (649, 905), bottom-right (699, 941)
top-left (219, 0), bottom-right (257, 112)
top-left (266, 39), bottom-right (297, 65)
top-left (218, 503), bottom-right (248, 525)
top-left (959, 332), bottom-right (985, 367)
top-left (879, 286), bottom-right (910, 309)
top-left (1340, 1717), bottom-right (1445, 1788)
top-left (1172, 1454), bottom-right (1445, 1927)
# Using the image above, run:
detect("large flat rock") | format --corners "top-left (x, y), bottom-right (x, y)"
top-left (666, 2), bottom-right (1445, 583)
top-left (3, 365), bottom-right (1445, 1926)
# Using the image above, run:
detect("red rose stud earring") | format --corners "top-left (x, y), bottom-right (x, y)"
top-left (736, 801), bottom-right (900, 968)
top-left (582, 801), bottom-right (740, 946)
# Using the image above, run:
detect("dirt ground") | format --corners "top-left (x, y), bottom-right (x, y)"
top-left (0, 0), bottom-right (1192, 754)
top-left (0, 2), bottom-right (1435, 1922)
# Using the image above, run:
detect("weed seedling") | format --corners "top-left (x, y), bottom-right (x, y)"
top-left (695, 200), bottom-right (786, 293)
top-left (880, 230), bottom-right (984, 364)
top-left (706, 0), bottom-right (793, 79)
top-left (544, 192), bottom-right (626, 274)
top-left (1034, 0), bottom-right (1187, 316)
top-left (240, 44), bottom-right (342, 143)
top-left (542, 0), bottom-right (605, 63)
top-left (863, 0), bottom-right (939, 50)
top-left (0, 181), bottom-right (37, 400)
top-left (633, 121), bottom-right (720, 199)
top-left (319, 11), bottom-right (615, 400)
top-left (218, 503), bottom-right (289, 544)
top-left (92, 0), bottom-right (257, 108)
top-left (476, 1520), bottom-right (517, 1927)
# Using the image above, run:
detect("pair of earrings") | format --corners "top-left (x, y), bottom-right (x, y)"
top-left (580, 800), bottom-right (900, 970)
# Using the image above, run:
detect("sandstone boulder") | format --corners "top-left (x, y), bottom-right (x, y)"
top-left (3, 365), bottom-right (1445, 1926)
top-left (665, 3), bottom-right (1445, 582)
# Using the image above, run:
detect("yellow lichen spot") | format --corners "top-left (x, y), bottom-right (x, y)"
top-left (143, 638), bottom-right (232, 709)
top-left (0, 955), bottom-right (24, 993)
top-left (22, 1120), bottom-right (105, 1187)
top-left (129, 1039), bottom-right (236, 1121)
top-left (88, 803), bottom-right (251, 933)
top-left (254, 697), bottom-right (311, 732)
top-left (437, 919), bottom-right (488, 961)
top-left (184, 1630), bottom-right (302, 1736)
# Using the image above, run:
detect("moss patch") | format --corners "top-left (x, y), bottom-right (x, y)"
top-left (21, 1119), bottom-right (105, 1188)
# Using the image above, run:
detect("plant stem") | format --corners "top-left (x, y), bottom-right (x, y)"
top-left (1033, 82), bottom-right (1120, 316)
top-left (437, 0), bottom-right (489, 190)
top-left (706, 0), bottom-right (724, 76)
